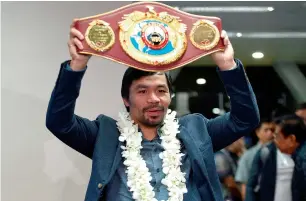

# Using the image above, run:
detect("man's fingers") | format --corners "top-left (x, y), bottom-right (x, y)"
top-left (221, 30), bottom-right (227, 39)
top-left (70, 28), bottom-right (84, 40)
top-left (223, 36), bottom-right (229, 46)
top-left (73, 37), bottom-right (84, 50)
top-left (68, 41), bottom-right (78, 58)
top-left (68, 37), bottom-right (83, 53)
top-left (221, 30), bottom-right (231, 46)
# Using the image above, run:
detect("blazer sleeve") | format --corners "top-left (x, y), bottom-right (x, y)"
top-left (206, 59), bottom-right (260, 151)
top-left (45, 60), bottom-right (100, 159)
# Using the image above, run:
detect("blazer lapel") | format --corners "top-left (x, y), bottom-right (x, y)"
top-left (177, 126), bottom-right (209, 179)
top-left (97, 124), bottom-right (122, 183)
top-left (109, 141), bottom-right (123, 178)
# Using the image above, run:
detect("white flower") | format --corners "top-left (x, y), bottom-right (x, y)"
top-left (116, 109), bottom-right (187, 201)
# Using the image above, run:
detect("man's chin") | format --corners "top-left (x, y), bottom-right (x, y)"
top-left (144, 116), bottom-right (164, 127)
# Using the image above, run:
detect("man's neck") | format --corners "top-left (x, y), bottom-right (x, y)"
top-left (259, 140), bottom-right (271, 146)
top-left (139, 125), bottom-right (158, 141)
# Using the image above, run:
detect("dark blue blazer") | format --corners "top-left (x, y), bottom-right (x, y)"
top-left (46, 59), bottom-right (260, 201)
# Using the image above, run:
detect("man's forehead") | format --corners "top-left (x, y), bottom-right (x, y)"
top-left (260, 122), bottom-right (274, 129)
top-left (133, 83), bottom-right (168, 90)
top-left (134, 74), bottom-right (167, 83)
top-left (262, 122), bottom-right (273, 126)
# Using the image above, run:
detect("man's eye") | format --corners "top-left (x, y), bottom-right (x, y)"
top-left (159, 90), bottom-right (166, 93)
top-left (138, 90), bottom-right (146, 94)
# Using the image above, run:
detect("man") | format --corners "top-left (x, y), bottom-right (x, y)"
top-left (245, 115), bottom-right (306, 201)
top-left (235, 119), bottom-right (274, 200)
top-left (215, 138), bottom-right (245, 201)
top-left (45, 19), bottom-right (260, 201)
top-left (295, 102), bottom-right (306, 125)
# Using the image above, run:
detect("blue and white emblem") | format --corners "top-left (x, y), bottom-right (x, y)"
top-left (119, 6), bottom-right (187, 66)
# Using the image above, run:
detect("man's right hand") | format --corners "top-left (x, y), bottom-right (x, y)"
top-left (68, 19), bottom-right (91, 71)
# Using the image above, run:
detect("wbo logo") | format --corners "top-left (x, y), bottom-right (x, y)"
top-left (118, 6), bottom-right (187, 66)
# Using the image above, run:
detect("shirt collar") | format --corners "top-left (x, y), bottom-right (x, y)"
top-left (138, 123), bottom-right (164, 140)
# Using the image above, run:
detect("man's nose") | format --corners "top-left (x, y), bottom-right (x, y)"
top-left (268, 128), bottom-right (274, 134)
top-left (148, 92), bottom-right (160, 103)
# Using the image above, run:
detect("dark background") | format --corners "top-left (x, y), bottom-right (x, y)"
top-left (172, 64), bottom-right (306, 119)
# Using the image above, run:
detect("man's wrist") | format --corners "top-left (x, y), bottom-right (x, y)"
top-left (70, 60), bottom-right (87, 71)
top-left (218, 59), bottom-right (237, 71)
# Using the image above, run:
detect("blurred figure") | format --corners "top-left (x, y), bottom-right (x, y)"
top-left (295, 102), bottom-right (306, 125)
top-left (215, 138), bottom-right (245, 201)
top-left (274, 115), bottom-right (306, 201)
top-left (235, 119), bottom-right (274, 200)
top-left (246, 115), bottom-right (306, 201)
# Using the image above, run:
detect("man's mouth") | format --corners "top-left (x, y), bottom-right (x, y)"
top-left (145, 107), bottom-right (164, 115)
top-left (147, 108), bottom-right (163, 112)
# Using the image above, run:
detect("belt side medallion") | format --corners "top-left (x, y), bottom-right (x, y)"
top-left (190, 20), bottom-right (220, 51)
top-left (85, 20), bottom-right (115, 52)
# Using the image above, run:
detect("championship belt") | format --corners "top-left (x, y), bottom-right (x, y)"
top-left (74, 1), bottom-right (225, 71)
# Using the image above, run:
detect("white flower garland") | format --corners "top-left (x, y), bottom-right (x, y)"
top-left (116, 109), bottom-right (187, 201)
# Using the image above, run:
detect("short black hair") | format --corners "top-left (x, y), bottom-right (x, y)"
top-left (273, 114), bottom-right (297, 124)
top-left (278, 115), bottom-right (306, 143)
top-left (121, 67), bottom-right (174, 112)
top-left (256, 118), bottom-right (271, 128)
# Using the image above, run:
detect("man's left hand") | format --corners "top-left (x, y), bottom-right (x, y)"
top-left (211, 30), bottom-right (236, 70)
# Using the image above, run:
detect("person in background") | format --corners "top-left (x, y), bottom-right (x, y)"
top-left (235, 119), bottom-right (274, 200)
top-left (215, 138), bottom-right (245, 201)
top-left (245, 115), bottom-right (306, 201)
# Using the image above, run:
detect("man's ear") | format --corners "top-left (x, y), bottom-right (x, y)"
top-left (123, 98), bottom-right (130, 107)
top-left (255, 127), bottom-right (261, 137)
top-left (289, 134), bottom-right (297, 143)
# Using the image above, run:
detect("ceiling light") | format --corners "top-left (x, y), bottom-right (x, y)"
top-left (178, 6), bottom-right (275, 13)
top-left (196, 78), bottom-right (206, 85)
top-left (252, 52), bottom-right (264, 59)
top-left (227, 32), bottom-right (306, 38)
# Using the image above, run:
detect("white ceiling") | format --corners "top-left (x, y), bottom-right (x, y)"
top-left (161, 1), bottom-right (306, 66)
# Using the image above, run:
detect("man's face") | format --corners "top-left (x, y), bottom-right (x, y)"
top-left (123, 73), bottom-right (171, 127)
top-left (274, 125), bottom-right (296, 154)
top-left (256, 122), bottom-right (274, 144)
